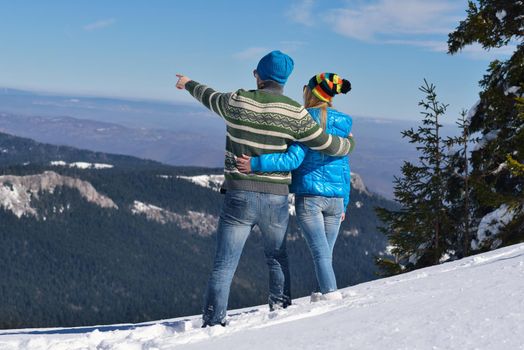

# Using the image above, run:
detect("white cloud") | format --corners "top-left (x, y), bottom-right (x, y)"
top-left (84, 18), bottom-right (116, 31)
top-left (325, 0), bottom-right (460, 41)
top-left (287, 0), bottom-right (516, 60)
top-left (459, 42), bottom-right (518, 60)
top-left (233, 47), bottom-right (269, 60)
top-left (287, 0), bottom-right (315, 26)
top-left (385, 39), bottom-right (448, 52)
top-left (386, 39), bottom-right (517, 60)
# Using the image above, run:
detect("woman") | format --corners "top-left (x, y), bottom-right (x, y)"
top-left (236, 72), bottom-right (352, 301)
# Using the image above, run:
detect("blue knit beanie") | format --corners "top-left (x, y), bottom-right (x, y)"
top-left (256, 50), bottom-right (294, 85)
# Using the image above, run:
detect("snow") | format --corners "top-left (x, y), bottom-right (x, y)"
top-left (0, 172), bottom-right (117, 218)
top-left (131, 200), bottom-right (217, 235)
top-left (342, 228), bottom-right (359, 237)
top-left (177, 175), bottom-right (224, 192)
top-left (473, 129), bottom-right (500, 151)
top-left (50, 161), bottom-right (67, 166)
top-left (505, 86), bottom-right (521, 96)
top-left (350, 172), bottom-right (369, 194)
top-left (1, 244), bottom-right (523, 349)
top-left (472, 204), bottom-right (519, 250)
top-left (287, 194), bottom-right (295, 216)
top-left (467, 100), bottom-right (480, 122)
top-left (493, 162), bottom-right (508, 174)
top-left (496, 9), bottom-right (507, 21)
top-left (50, 161), bottom-right (114, 169)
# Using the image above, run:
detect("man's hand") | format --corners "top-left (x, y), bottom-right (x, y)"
top-left (341, 213), bottom-right (346, 222)
top-left (176, 74), bottom-right (191, 90)
top-left (236, 154), bottom-right (252, 173)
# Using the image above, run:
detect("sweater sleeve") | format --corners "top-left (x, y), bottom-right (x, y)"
top-left (294, 111), bottom-right (355, 156)
top-left (185, 80), bottom-right (231, 119)
top-left (250, 143), bottom-right (307, 172)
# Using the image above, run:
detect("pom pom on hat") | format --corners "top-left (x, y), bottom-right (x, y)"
top-left (308, 73), bottom-right (351, 102)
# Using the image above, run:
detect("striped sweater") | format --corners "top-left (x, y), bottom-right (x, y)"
top-left (185, 80), bottom-right (355, 195)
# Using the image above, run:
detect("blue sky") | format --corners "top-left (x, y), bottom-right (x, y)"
top-left (0, 0), bottom-right (516, 122)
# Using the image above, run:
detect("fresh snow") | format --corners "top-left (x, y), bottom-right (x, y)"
top-left (473, 129), bottom-right (500, 151)
top-left (350, 172), bottom-right (369, 194)
top-left (50, 161), bottom-right (114, 169)
top-left (467, 100), bottom-right (480, 122)
top-left (131, 200), bottom-right (217, 235)
top-left (0, 171), bottom-right (117, 218)
top-left (342, 228), bottom-right (359, 237)
top-left (176, 175), bottom-right (224, 192)
top-left (505, 86), bottom-right (521, 96)
top-left (496, 9), bottom-right (507, 21)
top-left (472, 204), bottom-right (519, 250)
top-left (1, 243), bottom-right (523, 350)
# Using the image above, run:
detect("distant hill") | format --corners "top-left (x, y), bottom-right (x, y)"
top-left (0, 87), bottom-right (457, 198)
top-left (0, 131), bottom-right (398, 329)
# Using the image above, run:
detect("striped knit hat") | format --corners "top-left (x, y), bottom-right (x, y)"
top-left (307, 73), bottom-right (351, 102)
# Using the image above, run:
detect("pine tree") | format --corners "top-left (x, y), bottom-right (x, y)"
top-left (376, 81), bottom-right (452, 274)
top-left (444, 111), bottom-right (474, 258)
top-left (448, 0), bottom-right (524, 251)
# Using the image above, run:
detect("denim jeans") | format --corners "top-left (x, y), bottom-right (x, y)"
top-left (202, 190), bottom-right (290, 326)
top-left (295, 195), bottom-right (344, 294)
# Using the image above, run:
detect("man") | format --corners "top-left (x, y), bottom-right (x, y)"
top-left (176, 50), bottom-right (355, 327)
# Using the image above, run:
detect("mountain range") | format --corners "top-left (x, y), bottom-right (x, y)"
top-left (0, 131), bottom-right (397, 329)
top-left (0, 87), bottom-right (461, 198)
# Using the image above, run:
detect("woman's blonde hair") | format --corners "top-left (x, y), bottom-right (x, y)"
top-left (303, 86), bottom-right (332, 130)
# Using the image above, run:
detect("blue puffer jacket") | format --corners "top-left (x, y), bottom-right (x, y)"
top-left (250, 107), bottom-right (352, 210)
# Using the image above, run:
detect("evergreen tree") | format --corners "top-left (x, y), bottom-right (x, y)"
top-left (444, 111), bottom-right (474, 258)
top-left (448, 0), bottom-right (524, 251)
top-left (376, 81), bottom-right (452, 274)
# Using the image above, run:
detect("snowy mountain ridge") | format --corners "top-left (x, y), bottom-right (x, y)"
top-left (0, 171), bottom-right (215, 234)
top-left (1, 243), bottom-right (522, 350)
top-left (50, 161), bottom-right (114, 169)
top-left (131, 200), bottom-right (217, 236)
top-left (0, 171), bottom-right (118, 218)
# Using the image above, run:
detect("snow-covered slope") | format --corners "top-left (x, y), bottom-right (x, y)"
top-left (1, 243), bottom-right (523, 350)
top-left (50, 161), bottom-right (114, 169)
top-left (0, 171), bottom-right (118, 218)
top-left (131, 200), bottom-right (217, 236)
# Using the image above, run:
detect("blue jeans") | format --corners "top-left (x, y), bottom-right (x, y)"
top-left (202, 190), bottom-right (290, 326)
top-left (295, 195), bottom-right (344, 294)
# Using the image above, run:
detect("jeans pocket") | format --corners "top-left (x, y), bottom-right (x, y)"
top-left (222, 191), bottom-right (250, 221)
top-left (302, 196), bottom-right (323, 215)
top-left (330, 197), bottom-right (344, 216)
top-left (269, 195), bottom-right (289, 225)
